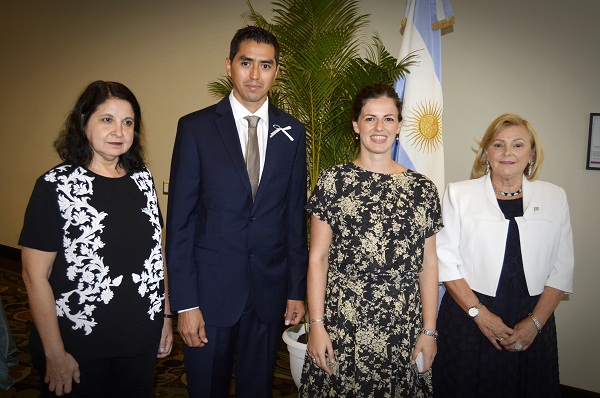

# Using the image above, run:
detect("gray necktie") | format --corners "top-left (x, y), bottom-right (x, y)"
top-left (245, 115), bottom-right (260, 201)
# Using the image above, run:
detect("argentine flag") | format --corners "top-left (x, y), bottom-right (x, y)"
top-left (392, 0), bottom-right (454, 196)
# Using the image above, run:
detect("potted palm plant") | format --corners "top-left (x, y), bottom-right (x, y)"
top-left (208, 0), bottom-right (415, 388)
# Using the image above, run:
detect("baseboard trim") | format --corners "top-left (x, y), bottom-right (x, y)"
top-left (0, 244), bottom-right (20, 262)
top-left (561, 385), bottom-right (600, 397)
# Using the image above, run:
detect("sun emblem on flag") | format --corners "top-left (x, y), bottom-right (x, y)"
top-left (403, 99), bottom-right (443, 153)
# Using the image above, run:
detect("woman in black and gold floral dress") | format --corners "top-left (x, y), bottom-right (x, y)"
top-left (299, 84), bottom-right (443, 397)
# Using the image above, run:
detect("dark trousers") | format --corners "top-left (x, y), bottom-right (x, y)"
top-left (33, 342), bottom-right (158, 398)
top-left (184, 297), bottom-right (282, 398)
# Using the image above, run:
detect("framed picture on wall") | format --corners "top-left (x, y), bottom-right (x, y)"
top-left (587, 113), bottom-right (600, 170)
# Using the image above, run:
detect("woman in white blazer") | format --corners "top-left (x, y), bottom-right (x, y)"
top-left (432, 114), bottom-right (574, 398)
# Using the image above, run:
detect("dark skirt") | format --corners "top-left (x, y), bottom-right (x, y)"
top-left (433, 293), bottom-right (560, 398)
top-left (433, 198), bottom-right (561, 398)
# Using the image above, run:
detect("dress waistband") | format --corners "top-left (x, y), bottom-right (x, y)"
top-left (329, 267), bottom-right (418, 287)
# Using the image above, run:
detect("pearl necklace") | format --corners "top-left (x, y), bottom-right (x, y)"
top-left (492, 187), bottom-right (523, 197)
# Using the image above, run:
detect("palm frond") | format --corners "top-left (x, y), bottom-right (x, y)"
top-left (207, 77), bottom-right (233, 100)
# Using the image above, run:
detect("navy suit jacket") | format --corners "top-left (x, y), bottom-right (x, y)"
top-left (166, 96), bottom-right (308, 326)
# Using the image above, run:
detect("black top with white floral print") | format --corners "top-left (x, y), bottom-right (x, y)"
top-left (20, 164), bottom-right (164, 363)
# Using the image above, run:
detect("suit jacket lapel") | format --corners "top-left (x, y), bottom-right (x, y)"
top-left (215, 97), bottom-right (253, 197)
top-left (254, 105), bottom-right (284, 204)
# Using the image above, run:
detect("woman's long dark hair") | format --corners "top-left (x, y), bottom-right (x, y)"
top-left (53, 80), bottom-right (145, 173)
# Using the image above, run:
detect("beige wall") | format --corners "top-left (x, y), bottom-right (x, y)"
top-left (1, 0), bottom-right (599, 392)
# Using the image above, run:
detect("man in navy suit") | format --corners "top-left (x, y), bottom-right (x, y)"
top-left (166, 26), bottom-right (308, 397)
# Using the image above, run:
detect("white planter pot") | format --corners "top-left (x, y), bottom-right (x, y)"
top-left (282, 323), bottom-right (308, 389)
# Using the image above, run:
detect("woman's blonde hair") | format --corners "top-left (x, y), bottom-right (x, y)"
top-left (471, 113), bottom-right (544, 180)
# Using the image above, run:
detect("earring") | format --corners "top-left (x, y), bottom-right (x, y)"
top-left (355, 132), bottom-right (359, 140)
top-left (485, 160), bottom-right (490, 175)
top-left (528, 161), bottom-right (534, 176)
top-left (395, 133), bottom-right (399, 142)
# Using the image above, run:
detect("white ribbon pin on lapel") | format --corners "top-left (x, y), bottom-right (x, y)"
top-left (270, 125), bottom-right (294, 141)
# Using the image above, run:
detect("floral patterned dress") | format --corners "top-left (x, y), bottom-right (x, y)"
top-left (300, 163), bottom-right (442, 398)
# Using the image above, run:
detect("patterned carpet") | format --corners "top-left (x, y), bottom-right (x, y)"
top-left (0, 264), bottom-right (299, 397)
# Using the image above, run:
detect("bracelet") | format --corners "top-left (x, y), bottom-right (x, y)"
top-left (164, 314), bottom-right (174, 319)
top-left (421, 328), bottom-right (438, 339)
top-left (309, 317), bottom-right (324, 325)
top-left (528, 312), bottom-right (542, 333)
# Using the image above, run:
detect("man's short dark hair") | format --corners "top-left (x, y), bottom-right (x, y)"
top-left (229, 26), bottom-right (280, 65)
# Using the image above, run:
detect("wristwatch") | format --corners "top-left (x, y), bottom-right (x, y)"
top-left (468, 302), bottom-right (483, 318)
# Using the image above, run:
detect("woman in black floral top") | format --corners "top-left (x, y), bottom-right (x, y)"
top-left (19, 81), bottom-right (173, 397)
top-left (299, 84), bottom-right (442, 397)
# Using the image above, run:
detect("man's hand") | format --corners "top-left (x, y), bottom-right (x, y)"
top-left (178, 309), bottom-right (209, 348)
top-left (284, 299), bottom-right (306, 326)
